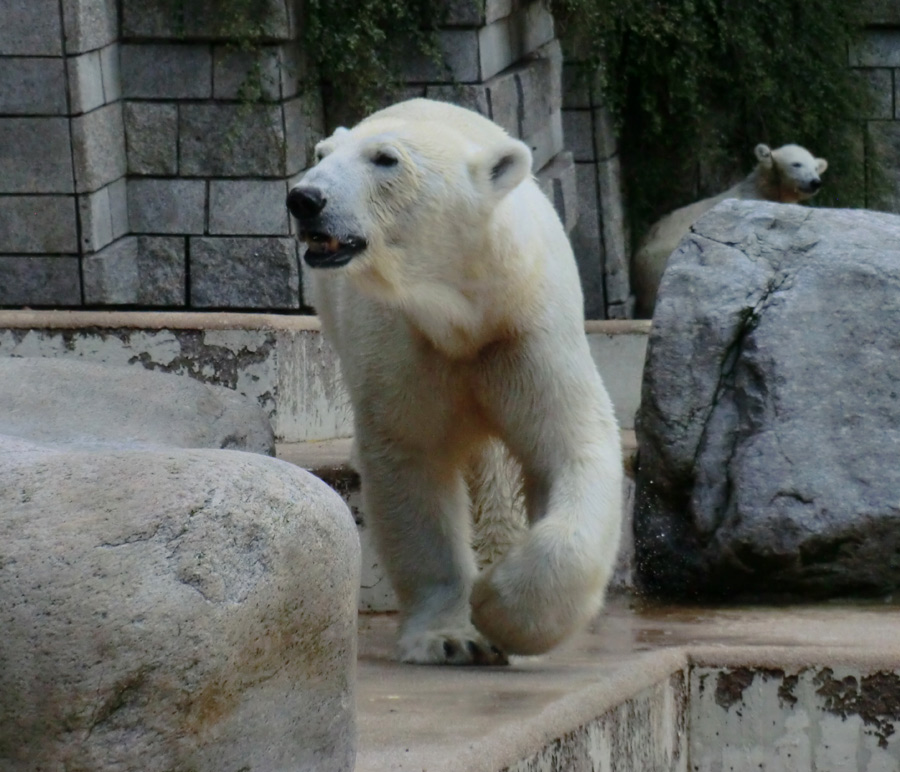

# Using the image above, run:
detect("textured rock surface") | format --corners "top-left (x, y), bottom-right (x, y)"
top-left (0, 357), bottom-right (360, 770)
top-left (0, 444), bottom-right (360, 771)
top-left (635, 200), bottom-right (900, 599)
top-left (0, 357), bottom-right (274, 454)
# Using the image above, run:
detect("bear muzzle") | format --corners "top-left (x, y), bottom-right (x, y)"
top-left (287, 185), bottom-right (368, 268)
top-left (300, 231), bottom-right (368, 268)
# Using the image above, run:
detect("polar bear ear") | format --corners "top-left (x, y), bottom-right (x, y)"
top-left (755, 144), bottom-right (773, 168)
top-left (815, 157), bottom-right (828, 175)
top-left (471, 138), bottom-right (533, 201)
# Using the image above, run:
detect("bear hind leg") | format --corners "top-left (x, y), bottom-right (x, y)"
top-left (359, 439), bottom-right (508, 666)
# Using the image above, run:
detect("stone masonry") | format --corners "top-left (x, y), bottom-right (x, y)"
top-left (0, 0), bottom-right (594, 314)
top-left (851, 3), bottom-right (900, 212)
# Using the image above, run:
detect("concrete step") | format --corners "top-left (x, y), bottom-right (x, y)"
top-left (277, 431), bottom-right (638, 610)
top-left (0, 311), bottom-right (651, 443)
top-left (354, 599), bottom-right (900, 771)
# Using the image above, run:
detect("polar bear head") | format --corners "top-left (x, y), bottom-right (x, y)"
top-left (755, 143), bottom-right (828, 203)
top-left (287, 99), bottom-right (533, 291)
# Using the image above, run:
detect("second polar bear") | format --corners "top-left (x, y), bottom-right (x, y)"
top-left (287, 99), bottom-right (622, 665)
top-left (632, 143), bottom-right (828, 316)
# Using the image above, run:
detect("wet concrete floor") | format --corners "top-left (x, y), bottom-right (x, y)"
top-left (355, 598), bottom-right (900, 771)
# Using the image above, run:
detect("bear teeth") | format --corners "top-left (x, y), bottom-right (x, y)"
top-left (305, 235), bottom-right (342, 254)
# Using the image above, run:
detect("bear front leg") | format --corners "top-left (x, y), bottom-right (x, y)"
top-left (357, 437), bottom-right (508, 665)
top-left (470, 335), bottom-right (624, 655)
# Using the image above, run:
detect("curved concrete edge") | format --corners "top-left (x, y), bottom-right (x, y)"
top-left (451, 648), bottom-right (689, 771)
top-left (0, 309), bottom-right (325, 331)
top-left (0, 310), bottom-right (651, 336)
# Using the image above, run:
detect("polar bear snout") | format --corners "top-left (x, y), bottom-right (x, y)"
top-left (287, 185), bottom-right (327, 220)
top-left (287, 184), bottom-right (369, 269)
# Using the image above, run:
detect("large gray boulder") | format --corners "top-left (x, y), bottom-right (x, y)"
top-left (635, 200), bottom-right (900, 599)
top-left (0, 359), bottom-right (360, 770)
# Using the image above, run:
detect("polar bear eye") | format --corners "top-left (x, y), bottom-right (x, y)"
top-left (792, 162), bottom-right (802, 168)
top-left (372, 150), bottom-right (399, 168)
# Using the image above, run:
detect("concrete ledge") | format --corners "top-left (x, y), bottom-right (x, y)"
top-left (355, 601), bottom-right (900, 771)
top-left (0, 312), bottom-right (649, 442)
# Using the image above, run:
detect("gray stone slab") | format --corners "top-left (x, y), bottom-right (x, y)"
top-left (121, 0), bottom-right (291, 40)
top-left (121, 43), bottom-right (212, 100)
top-left (0, 257), bottom-right (81, 305)
top-left (124, 102), bottom-right (178, 176)
top-left (278, 42), bottom-right (306, 99)
top-left (570, 162), bottom-right (606, 319)
top-left (78, 185), bottom-right (114, 253)
top-left (60, 0), bottom-right (117, 55)
top-left (478, 1), bottom-right (556, 81)
top-left (596, 154), bottom-right (630, 305)
top-left (83, 235), bottom-right (186, 306)
top-left (867, 121), bottom-right (900, 213)
top-left (0, 196), bottom-right (78, 254)
top-left (855, 68), bottom-right (893, 120)
top-left (850, 30), bottom-right (900, 67)
top-left (190, 237), bottom-right (300, 309)
top-left (518, 40), bottom-right (562, 139)
top-left (180, 104), bottom-right (286, 177)
top-left (71, 104), bottom-right (127, 193)
top-left (403, 29), bottom-right (480, 83)
top-left (128, 178), bottom-right (206, 235)
top-left (485, 68), bottom-right (520, 137)
top-left (209, 180), bottom-right (290, 235)
top-left (444, 0), bottom-right (524, 25)
top-left (0, 0), bottom-right (63, 56)
top-left (524, 109), bottom-right (563, 172)
top-left (212, 45), bottom-right (281, 101)
top-left (561, 62), bottom-right (603, 110)
top-left (593, 104), bottom-right (618, 161)
top-left (284, 96), bottom-right (323, 175)
top-left (563, 109), bottom-right (594, 162)
top-left (0, 58), bottom-right (67, 115)
top-left (67, 50), bottom-right (105, 115)
top-left (425, 84), bottom-right (491, 119)
top-left (0, 118), bottom-right (74, 194)
top-left (535, 151), bottom-right (577, 234)
top-left (109, 176), bottom-right (129, 239)
top-left (100, 43), bottom-right (121, 102)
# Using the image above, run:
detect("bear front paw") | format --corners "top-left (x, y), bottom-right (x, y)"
top-left (398, 628), bottom-right (508, 666)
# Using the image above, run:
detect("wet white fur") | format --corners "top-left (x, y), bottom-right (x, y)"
top-left (632, 143), bottom-right (828, 316)
top-left (297, 99), bottom-right (622, 664)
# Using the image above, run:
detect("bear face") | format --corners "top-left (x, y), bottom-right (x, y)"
top-left (755, 143), bottom-right (828, 202)
top-left (288, 100), bottom-right (533, 296)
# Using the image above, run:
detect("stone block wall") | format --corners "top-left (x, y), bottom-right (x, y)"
top-left (852, 5), bottom-right (900, 212)
top-left (561, 64), bottom-right (631, 319)
top-left (0, 0), bottom-right (587, 314)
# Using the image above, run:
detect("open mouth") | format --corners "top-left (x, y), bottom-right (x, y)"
top-left (301, 231), bottom-right (368, 268)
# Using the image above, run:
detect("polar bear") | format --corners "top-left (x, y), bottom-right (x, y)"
top-left (632, 142), bottom-right (828, 316)
top-left (287, 99), bottom-right (623, 665)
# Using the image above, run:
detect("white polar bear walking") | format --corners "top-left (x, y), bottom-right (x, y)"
top-left (632, 142), bottom-right (828, 316)
top-left (287, 99), bottom-right (623, 665)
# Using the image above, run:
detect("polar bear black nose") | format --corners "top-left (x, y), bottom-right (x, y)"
top-left (809, 178), bottom-right (821, 191)
top-left (287, 186), bottom-right (327, 220)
